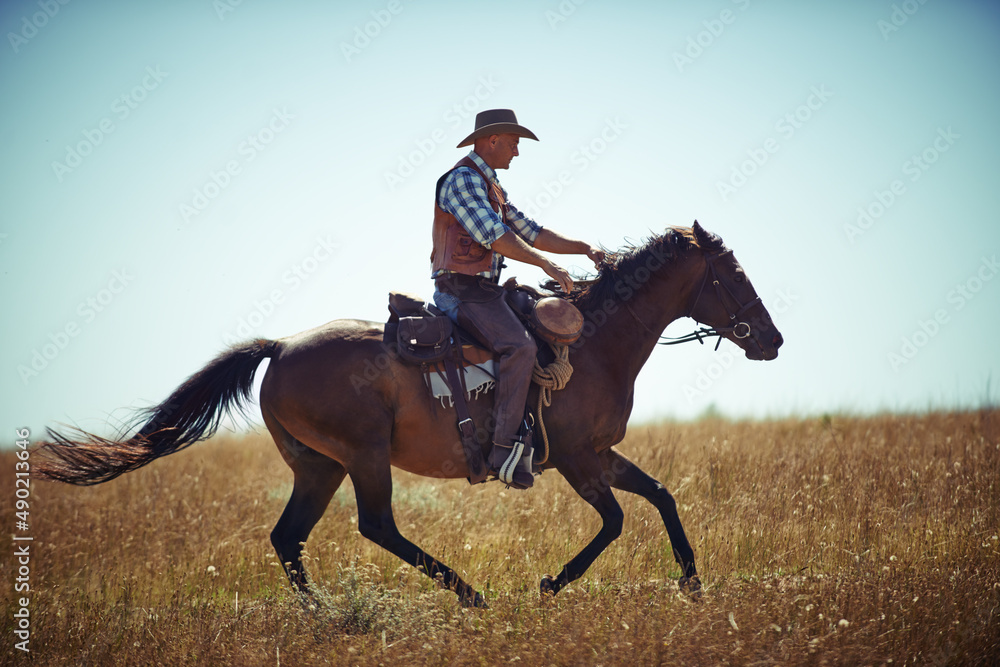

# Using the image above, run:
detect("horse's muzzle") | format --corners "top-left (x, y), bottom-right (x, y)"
top-left (743, 329), bottom-right (782, 361)
top-left (760, 331), bottom-right (783, 360)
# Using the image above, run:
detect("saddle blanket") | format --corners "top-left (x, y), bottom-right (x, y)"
top-left (427, 360), bottom-right (497, 407)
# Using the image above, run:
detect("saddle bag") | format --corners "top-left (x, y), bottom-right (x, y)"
top-left (397, 315), bottom-right (453, 364)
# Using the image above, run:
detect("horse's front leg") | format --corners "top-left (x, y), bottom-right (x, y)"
top-left (598, 447), bottom-right (701, 596)
top-left (541, 448), bottom-right (625, 596)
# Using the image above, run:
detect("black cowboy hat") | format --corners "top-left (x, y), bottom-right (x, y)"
top-left (457, 109), bottom-right (539, 148)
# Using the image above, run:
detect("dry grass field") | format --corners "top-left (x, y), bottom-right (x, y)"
top-left (3, 410), bottom-right (998, 665)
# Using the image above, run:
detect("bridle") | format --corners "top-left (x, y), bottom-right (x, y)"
top-left (625, 248), bottom-right (762, 350)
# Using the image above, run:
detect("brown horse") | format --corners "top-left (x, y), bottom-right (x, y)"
top-left (37, 221), bottom-right (782, 607)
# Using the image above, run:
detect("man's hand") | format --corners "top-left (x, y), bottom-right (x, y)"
top-left (544, 262), bottom-right (574, 294)
top-left (587, 246), bottom-right (606, 268)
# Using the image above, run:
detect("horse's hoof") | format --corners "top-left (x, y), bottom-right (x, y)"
top-left (461, 590), bottom-right (488, 609)
top-left (678, 575), bottom-right (703, 600)
top-left (292, 585), bottom-right (320, 609)
top-left (540, 574), bottom-right (557, 597)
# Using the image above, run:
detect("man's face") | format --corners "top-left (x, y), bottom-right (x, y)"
top-left (489, 134), bottom-right (520, 170)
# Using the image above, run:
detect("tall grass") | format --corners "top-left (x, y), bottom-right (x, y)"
top-left (2, 411), bottom-right (997, 665)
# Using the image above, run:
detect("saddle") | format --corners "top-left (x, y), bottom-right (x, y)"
top-left (383, 283), bottom-right (584, 366)
top-left (382, 282), bottom-right (583, 484)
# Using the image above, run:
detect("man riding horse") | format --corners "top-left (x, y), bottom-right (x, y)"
top-left (431, 109), bottom-right (604, 489)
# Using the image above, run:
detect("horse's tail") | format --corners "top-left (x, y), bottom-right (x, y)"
top-left (35, 338), bottom-right (279, 486)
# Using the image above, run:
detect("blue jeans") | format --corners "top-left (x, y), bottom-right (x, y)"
top-left (433, 290), bottom-right (461, 324)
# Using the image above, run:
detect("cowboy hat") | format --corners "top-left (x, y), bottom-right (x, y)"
top-left (456, 109), bottom-right (539, 148)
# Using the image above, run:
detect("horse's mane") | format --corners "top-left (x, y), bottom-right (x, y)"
top-left (543, 225), bottom-right (726, 312)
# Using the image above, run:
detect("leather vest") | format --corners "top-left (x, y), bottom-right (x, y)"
top-left (431, 157), bottom-right (508, 277)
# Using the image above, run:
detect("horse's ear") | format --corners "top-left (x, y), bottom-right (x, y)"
top-left (692, 220), bottom-right (723, 249)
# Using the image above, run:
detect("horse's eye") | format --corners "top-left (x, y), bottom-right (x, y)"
top-left (734, 274), bottom-right (745, 283)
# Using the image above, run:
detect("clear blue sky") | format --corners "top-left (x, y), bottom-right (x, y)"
top-left (2, 0), bottom-right (999, 444)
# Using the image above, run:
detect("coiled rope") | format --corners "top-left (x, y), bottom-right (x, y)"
top-left (531, 343), bottom-right (573, 464)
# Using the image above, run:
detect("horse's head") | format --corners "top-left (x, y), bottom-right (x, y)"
top-left (685, 221), bottom-right (783, 361)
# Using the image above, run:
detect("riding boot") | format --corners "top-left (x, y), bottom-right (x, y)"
top-left (489, 442), bottom-right (534, 490)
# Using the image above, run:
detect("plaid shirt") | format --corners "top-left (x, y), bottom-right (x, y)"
top-left (433, 151), bottom-right (542, 279)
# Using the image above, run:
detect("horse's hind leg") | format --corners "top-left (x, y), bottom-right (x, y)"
top-left (348, 446), bottom-right (486, 608)
top-left (271, 449), bottom-right (347, 595)
top-left (265, 412), bottom-right (347, 595)
top-left (598, 447), bottom-right (701, 595)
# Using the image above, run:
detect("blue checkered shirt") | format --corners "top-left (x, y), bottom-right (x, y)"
top-left (432, 151), bottom-right (542, 280)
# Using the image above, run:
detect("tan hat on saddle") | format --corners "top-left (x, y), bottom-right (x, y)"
top-left (457, 109), bottom-right (539, 148)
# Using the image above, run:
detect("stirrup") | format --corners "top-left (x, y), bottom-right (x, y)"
top-left (516, 444), bottom-right (534, 476)
top-left (498, 441), bottom-right (524, 486)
